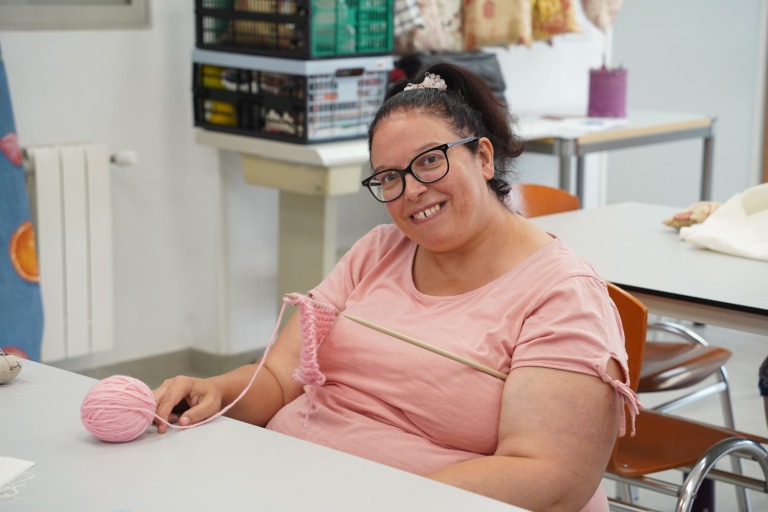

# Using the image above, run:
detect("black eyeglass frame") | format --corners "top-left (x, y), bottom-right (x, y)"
top-left (362, 137), bottom-right (480, 203)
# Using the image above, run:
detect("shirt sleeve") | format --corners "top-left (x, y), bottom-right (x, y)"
top-left (510, 274), bottom-right (642, 436)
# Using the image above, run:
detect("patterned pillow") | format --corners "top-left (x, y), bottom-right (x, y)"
top-left (532, 0), bottom-right (581, 43)
top-left (581, 0), bottom-right (624, 32)
top-left (463, 0), bottom-right (532, 50)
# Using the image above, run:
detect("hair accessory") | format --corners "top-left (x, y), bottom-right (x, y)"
top-left (403, 73), bottom-right (447, 92)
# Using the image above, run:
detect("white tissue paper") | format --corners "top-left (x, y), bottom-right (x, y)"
top-left (0, 456), bottom-right (34, 487)
top-left (679, 183), bottom-right (768, 261)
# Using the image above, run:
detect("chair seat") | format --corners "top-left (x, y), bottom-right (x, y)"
top-left (639, 342), bottom-right (732, 392)
top-left (609, 410), bottom-right (768, 478)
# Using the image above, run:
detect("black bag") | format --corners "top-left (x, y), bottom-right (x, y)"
top-left (395, 51), bottom-right (507, 104)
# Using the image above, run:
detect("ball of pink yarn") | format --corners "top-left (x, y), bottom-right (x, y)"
top-left (81, 375), bottom-right (157, 443)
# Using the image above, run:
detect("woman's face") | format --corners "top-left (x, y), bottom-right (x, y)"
top-left (369, 111), bottom-right (496, 253)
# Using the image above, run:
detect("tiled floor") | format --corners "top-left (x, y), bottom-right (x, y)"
top-left (603, 319), bottom-right (768, 511)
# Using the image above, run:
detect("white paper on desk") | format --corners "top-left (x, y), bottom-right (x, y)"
top-left (517, 115), bottom-right (629, 139)
top-left (0, 456), bottom-right (34, 487)
top-left (680, 183), bottom-right (768, 261)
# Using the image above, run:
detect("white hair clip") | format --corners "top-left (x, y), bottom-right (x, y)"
top-left (403, 73), bottom-right (447, 92)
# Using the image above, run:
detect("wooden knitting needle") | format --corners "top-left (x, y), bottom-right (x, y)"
top-left (342, 313), bottom-right (508, 381)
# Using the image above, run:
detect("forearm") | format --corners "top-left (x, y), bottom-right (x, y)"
top-left (425, 454), bottom-right (598, 511)
top-left (208, 362), bottom-right (289, 427)
top-left (211, 312), bottom-right (305, 426)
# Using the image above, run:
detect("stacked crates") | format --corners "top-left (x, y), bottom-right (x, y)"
top-left (193, 0), bottom-right (394, 143)
top-left (193, 49), bottom-right (392, 143)
top-left (195, 0), bottom-right (393, 60)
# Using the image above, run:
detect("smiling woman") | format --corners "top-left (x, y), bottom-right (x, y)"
top-left (153, 61), bottom-right (640, 512)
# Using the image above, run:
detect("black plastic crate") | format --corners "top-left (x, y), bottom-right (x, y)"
top-left (193, 49), bottom-right (393, 143)
top-left (195, 0), bottom-right (393, 59)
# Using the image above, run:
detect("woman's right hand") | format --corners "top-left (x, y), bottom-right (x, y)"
top-left (153, 376), bottom-right (223, 434)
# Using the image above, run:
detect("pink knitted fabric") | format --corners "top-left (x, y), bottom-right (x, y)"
top-left (284, 293), bottom-right (338, 424)
top-left (284, 293), bottom-right (337, 387)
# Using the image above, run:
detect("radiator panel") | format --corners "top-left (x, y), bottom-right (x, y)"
top-left (27, 143), bottom-right (114, 361)
top-left (85, 144), bottom-right (113, 355)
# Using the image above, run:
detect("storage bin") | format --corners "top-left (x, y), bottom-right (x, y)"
top-left (195, 0), bottom-right (393, 59)
top-left (193, 49), bottom-right (393, 143)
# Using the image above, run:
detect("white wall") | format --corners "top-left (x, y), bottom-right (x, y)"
top-left (2, 2), bottom-right (762, 369)
top-left (1, 2), bottom-right (222, 369)
top-left (607, 0), bottom-right (766, 205)
top-left (487, 18), bottom-right (610, 206)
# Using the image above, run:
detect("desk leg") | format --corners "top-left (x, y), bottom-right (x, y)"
top-left (277, 191), bottom-right (337, 299)
top-left (576, 156), bottom-right (586, 204)
top-left (555, 139), bottom-right (578, 197)
top-left (700, 131), bottom-right (715, 201)
top-left (559, 156), bottom-right (572, 195)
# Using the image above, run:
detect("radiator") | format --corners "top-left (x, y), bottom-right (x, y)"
top-left (24, 143), bottom-right (115, 361)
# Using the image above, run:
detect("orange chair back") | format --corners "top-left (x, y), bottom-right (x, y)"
top-left (605, 283), bottom-right (647, 472)
top-left (606, 282), bottom-right (647, 393)
top-left (516, 183), bottom-right (580, 218)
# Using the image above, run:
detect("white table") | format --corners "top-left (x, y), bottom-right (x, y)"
top-left (530, 202), bottom-right (768, 337)
top-left (1, 361), bottom-right (522, 511)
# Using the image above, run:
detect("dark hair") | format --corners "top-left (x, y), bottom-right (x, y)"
top-left (368, 62), bottom-right (525, 204)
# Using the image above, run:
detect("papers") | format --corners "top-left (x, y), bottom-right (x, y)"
top-left (0, 456), bottom-right (34, 499)
top-left (680, 183), bottom-right (768, 261)
top-left (517, 114), bottom-right (630, 139)
top-left (0, 456), bottom-right (33, 487)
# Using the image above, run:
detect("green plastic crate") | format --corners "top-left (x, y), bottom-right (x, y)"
top-left (195, 0), bottom-right (393, 59)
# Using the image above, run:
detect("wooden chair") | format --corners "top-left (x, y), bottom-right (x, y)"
top-left (516, 183), bottom-right (736, 428)
top-left (605, 283), bottom-right (768, 512)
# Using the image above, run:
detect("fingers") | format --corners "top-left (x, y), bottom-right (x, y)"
top-left (152, 376), bottom-right (223, 434)
top-left (153, 377), bottom-right (186, 433)
top-left (174, 393), bottom-right (218, 428)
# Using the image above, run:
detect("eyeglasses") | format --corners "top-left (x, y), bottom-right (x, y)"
top-left (362, 137), bottom-right (479, 203)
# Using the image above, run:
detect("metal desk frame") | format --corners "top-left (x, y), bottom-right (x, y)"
top-left (524, 115), bottom-right (716, 203)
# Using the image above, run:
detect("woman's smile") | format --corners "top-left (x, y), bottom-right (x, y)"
top-left (411, 201), bottom-right (447, 221)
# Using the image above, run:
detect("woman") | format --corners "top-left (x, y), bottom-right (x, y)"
top-left (154, 63), bottom-right (640, 511)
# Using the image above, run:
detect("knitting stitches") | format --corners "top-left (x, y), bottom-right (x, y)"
top-left (285, 293), bottom-right (337, 387)
top-left (283, 293), bottom-right (340, 425)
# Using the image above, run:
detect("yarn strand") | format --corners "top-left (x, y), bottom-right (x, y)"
top-left (82, 292), bottom-right (507, 443)
top-left (81, 298), bottom-right (293, 442)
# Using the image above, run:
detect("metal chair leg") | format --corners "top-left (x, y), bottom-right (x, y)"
top-left (677, 438), bottom-right (768, 512)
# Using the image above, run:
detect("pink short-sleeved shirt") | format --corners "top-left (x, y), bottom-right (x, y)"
top-left (268, 224), bottom-right (633, 511)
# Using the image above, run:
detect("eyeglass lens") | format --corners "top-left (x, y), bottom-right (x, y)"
top-left (369, 148), bottom-right (449, 202)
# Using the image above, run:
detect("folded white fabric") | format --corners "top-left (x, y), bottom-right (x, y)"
top-left (679, 183), bottom-right (768, 261)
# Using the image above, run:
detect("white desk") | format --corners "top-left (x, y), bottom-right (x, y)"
top-left (530, 202), bottom-right (768, 337)
top-left (2, 361), bottom-right (521, 511)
